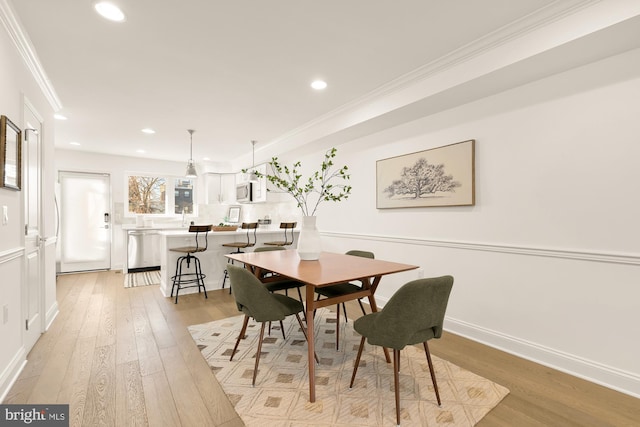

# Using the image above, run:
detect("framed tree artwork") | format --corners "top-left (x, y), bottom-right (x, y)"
top-left (376, 139), bottom-right (475, 208)
top-left (1, 115), bottom-right (22, 191)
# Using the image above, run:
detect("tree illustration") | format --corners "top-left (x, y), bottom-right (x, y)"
top-left (384, 158), bottom-right (460, 199)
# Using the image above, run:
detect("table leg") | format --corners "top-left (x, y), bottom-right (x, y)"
top-left (306, 285), bottom-right (316, 402)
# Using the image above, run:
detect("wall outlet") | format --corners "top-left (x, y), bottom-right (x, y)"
top-left (417, 268), bottom-right (424, 278)
top-left (3, 305), bottom-right (8, 324)
top-left (2, 205), bottom-right (7, 225)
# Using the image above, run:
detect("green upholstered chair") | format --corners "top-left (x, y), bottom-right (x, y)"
top-left (349, 275), bottom-right (454, 426)
top-left (227, 264), bottom-right (317, 386)
top-left (254, 246), bottom-right (307, 328)
top-left (314, 250), bottom-right (374, 350)
top-left (221, 222), bottom-right (259, 293)
top-left (253, 246), bottom-right (305, 302)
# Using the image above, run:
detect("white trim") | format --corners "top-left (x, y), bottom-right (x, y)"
top-left (0, 347), bottom-right (27, 404)
top-left (45, 301), bottom-right (59, 331)
top-left (0, 0), bottom-right (62, 111)
top-left (321, 231), bottom-right (640, 266)
top-left (445, 317), bottom-right (640, 399)
top-left (0, 247), bottom-right (24, 265)
top-left (332, 230), bottom-right (640, 398)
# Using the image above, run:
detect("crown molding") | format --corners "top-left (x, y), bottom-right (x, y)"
top-left (356, 0), bottom-right (602, 101)
top-left (0, 0), bottom-right (62, 111)
top-left (263, 0), bottom-right (602, 153)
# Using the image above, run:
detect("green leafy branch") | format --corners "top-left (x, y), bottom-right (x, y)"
top-left (253, 147), bottom-right (352, 216)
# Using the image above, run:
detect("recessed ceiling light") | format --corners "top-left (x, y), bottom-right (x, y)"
top-left (141, 128), bottom-right (155, 134)
top-left (54, 113), bottom-right (67, 120)
top-left (69, 142), bottom-right (81, 146)
top-left (202, 157), bottom-right (211, 161)
top-left (311, 80), bottom-right (328, 90)
top-left (94, 2), bottom-right (126, 22)
top-left (136, 149), bottom-right (146, 153)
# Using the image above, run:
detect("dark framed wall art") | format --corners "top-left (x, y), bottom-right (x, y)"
top-left (0, 115), bottom-right (22, 191)
top-left (376, 139), bottom-right (475, 209)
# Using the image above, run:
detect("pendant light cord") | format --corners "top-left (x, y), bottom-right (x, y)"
top-left (188, 129), bottom-right (195, 161)
top-left (252, 140), bottom-right (256, 169)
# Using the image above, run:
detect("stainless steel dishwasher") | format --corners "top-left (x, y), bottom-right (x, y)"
top-left (127, 230), bottom-right (161, 272)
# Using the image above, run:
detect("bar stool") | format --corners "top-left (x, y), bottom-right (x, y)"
top-left (170, 224), bottom-right (212, 304)
top-left (221, 222), bottom-right (258, 292)
top-left (263, 222), bottom-right (297, 247)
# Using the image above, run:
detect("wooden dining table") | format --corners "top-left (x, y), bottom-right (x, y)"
top-left (225, 249), bottom-right (418, 402)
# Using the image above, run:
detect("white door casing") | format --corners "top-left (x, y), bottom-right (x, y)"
top-left (23, 100), bottom-right (43, 352)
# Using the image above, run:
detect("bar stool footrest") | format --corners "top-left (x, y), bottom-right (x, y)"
top-left (171, 273), bottom-right (206, 285)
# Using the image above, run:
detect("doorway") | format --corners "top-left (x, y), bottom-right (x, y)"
top-left (58, 171), bottom-right (111, 273)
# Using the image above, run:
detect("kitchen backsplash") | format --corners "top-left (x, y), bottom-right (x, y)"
top-left (115, 200), bottom-right (300, 227)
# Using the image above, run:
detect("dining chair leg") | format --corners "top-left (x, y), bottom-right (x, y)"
top-left (335, 304), bottom-right (340, 350)
top-left (252, 322), bottom-right (267, 386)
top-left (294, 313), bottom-right (319, 364)
top-left (279, 320), bottom-right (286, 340)
top-left (230, 315), bottom-right (250, 361)
top-left (423, 341), bottom-right (441, 406)
top-left (357, 299), bottom-right (366, 316)
top-left (394, 349), bottom-right (401, 426)
top-left (349, 336), bottom-right (366, 388)
top-left (341, 302), bottom-right (348, 322)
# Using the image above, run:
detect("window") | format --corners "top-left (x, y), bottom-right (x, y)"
top-left (127, 174), bottom-right (195, 216)
top-left (174, 180), bottom-right (193, 214)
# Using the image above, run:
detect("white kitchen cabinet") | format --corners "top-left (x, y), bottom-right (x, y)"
top-left (205, 173), bottom-right (236, 204)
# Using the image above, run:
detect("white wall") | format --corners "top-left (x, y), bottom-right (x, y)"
top-left (299, 48), bottom-right (640, 397)
top-left (0, 16), bottom-right (56, 400)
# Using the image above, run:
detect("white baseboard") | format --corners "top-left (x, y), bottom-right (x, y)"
top-left (45, 301), bottom-right (59, 331)
top-left (0, 347), bottom-right (27, 403)
top-left (444, 316), bottom-right (640, 399)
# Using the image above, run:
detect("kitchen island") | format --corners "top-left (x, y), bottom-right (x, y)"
top-left (158, 226), bottom-right (299, 298)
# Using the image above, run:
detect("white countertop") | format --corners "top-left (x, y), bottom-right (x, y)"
top-left (122, 224), bottom-right (188, 231)
top-left (159, 226), bottom-right (298, 237)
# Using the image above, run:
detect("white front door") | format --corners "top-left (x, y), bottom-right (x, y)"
top-left (23, 102), bottom-right (43, 352)
top-left (58, 171), bottom-right (111, 273)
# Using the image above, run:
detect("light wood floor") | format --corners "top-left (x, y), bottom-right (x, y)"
top-left (5, 270), bottom-right (640, 426)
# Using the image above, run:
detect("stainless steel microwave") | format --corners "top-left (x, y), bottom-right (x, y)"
top-left (236, 181), bottom-right (253, 203)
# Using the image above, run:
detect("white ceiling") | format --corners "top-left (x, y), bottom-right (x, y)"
top-left (6, 0), bottom-right (616, 166)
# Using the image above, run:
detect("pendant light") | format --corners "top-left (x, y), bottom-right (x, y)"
top-left (185, 129), bottom-right (198, 178)
top-left (248, 140), bottom-right (258, 181)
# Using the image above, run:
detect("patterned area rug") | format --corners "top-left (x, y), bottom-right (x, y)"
top-left (188, 308), bottom-right (509, 426)
top-left (124, 270), bottom-right (161, 288)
